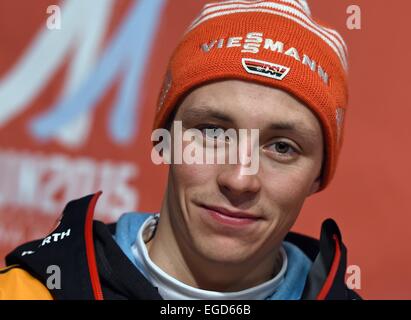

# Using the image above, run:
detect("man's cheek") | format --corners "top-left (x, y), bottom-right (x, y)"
top-left (173, 163), bottom-right (217, 187)
top-left (281, 165), bottom-right (317, 194)
top-left (265, 172), bottom-right (311, 212)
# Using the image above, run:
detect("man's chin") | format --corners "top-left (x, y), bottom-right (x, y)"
top-left (192, 236), bottom-right (257, 265)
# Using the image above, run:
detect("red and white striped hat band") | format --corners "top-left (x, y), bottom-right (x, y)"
top-left (187, 0), bottom-right (348, 71)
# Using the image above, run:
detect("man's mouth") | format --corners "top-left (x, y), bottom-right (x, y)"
top-left (200, 204), bottom-right (261, 227)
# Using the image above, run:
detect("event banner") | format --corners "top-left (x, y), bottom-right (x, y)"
top-left (0, 0), bottom-right (206, 260)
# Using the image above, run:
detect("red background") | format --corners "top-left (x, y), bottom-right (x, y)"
top-left (0, 0), bottom-right (410, 299)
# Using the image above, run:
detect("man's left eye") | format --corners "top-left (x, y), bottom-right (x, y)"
top-left (267, 141), bottom-right (298, 157)
top-left (273, 142), bottom-right (292, 154)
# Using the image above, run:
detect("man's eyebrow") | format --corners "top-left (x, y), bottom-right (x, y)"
top-left (268, 122), bottom-right (318, 142)
top-left (181, 106), bottom-right (233, 123)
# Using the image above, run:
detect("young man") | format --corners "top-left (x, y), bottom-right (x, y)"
top-left (0, 0), bottom-right (360, 300)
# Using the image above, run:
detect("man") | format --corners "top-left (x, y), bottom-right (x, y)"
top-left (0, 0), bottom-right (360, 300)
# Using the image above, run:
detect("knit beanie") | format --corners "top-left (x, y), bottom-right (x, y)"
top-left (153, 0), bottom-right (348, 191)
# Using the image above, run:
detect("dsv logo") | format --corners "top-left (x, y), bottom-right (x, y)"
top-left (242, 58), bottom-right (290, 81)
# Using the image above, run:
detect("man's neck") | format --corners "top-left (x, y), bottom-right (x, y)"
top-left (146, 210), bottom-right (283, 292)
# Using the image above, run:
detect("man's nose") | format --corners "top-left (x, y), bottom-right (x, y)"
top-left (216, 164), bottom-right (261, 202)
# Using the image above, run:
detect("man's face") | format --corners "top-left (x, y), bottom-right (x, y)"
top-left (166, 80), bottom-right (323, 265)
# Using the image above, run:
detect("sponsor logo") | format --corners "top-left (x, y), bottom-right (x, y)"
top-left (201, 32), bottom-right (329, 85)
top-left (242, 58), bottom-right (290, 80)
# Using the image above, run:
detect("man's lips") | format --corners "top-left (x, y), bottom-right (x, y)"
top-left (200, 204), bottom-right (261, 227)
top-left (203, 205), bottom-right (260, 219)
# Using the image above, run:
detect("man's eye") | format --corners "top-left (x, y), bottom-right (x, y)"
top-left (267, 141), bottom-right (298, 157)
top-left (274, 142), bottom-right (292, 154)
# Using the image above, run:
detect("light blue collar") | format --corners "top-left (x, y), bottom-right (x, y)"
top-left (114, 212), bottom-right (312, 300)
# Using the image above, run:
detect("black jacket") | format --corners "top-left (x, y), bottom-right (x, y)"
top-left (5, 192), bottom-right (361, 300)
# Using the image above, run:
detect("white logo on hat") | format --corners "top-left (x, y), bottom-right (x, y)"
top-left (242, 58), bottom-right (290, 81)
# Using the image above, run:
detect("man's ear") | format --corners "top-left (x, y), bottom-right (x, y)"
top-left (308, 176), bottom-right (321, 196)
top-left (308, 151), bottom-right (325, 196)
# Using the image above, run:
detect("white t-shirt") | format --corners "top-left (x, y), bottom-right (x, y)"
top-left (131, 215), bottom-right (288, 300)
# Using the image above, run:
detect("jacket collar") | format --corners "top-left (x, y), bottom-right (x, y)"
top-left (6, 192), bottom-right (352, 300)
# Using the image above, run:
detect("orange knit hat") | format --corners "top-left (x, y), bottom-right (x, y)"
top-left (154, 0), bottom-right (348, 191)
